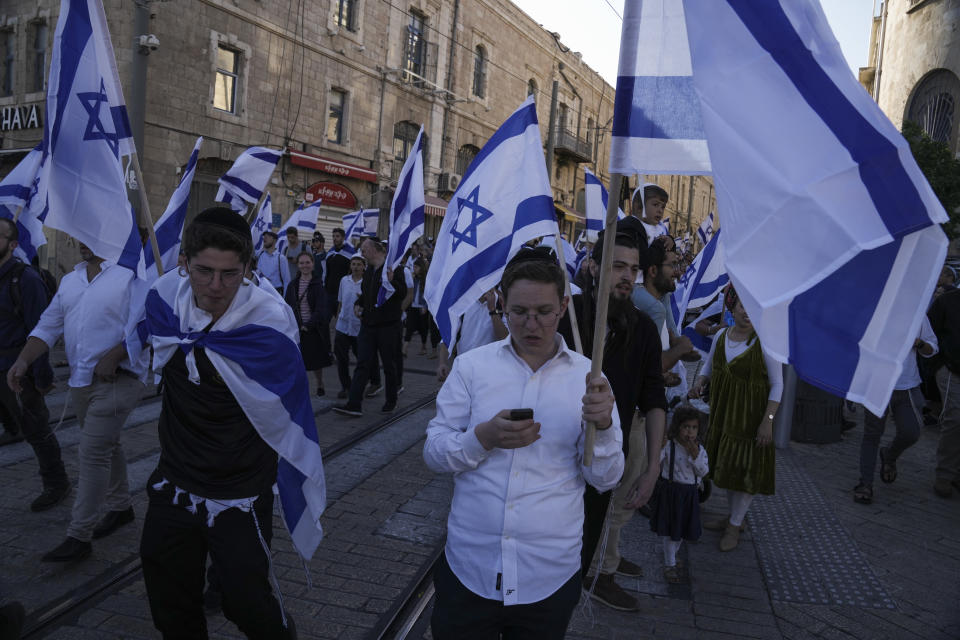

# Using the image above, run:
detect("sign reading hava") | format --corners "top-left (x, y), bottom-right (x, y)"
top-left (1, 104), bottom-right (42, 131)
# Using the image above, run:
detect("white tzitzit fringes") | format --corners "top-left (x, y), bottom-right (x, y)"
top-left (576, 493), bottom-right (617, 629)
top-left (251, 507), bottom-right (288, 629)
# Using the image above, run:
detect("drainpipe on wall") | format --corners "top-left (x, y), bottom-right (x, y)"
top-left (438, 0), bottom-right (459, 177)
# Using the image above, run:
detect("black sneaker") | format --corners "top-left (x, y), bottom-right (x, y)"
top-left (333, 404), bottom-right (362, 417)
top-left (365, 384), bottom-right (383, 398)
top-left (615, 558), bottom-right (644, 577)
top-left (584, 573), bottom-right (638, 611)
top-left (381, 401), bottom-right (396, 413)
top-left (42, 537), bottom-right (92, 562)
top-left (30, 484), bottom-right (70, 512)
top-left (0, 601), bottom-right (25, 638)
top-left (92, 507), bottom-right (135, 539)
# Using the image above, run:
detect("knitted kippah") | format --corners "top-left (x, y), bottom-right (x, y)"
top-left (194, 206), bottom-right (252, 243)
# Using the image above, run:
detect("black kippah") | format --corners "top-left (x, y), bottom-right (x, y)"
top-left (194, 206), bottom-right (252, 243)
top-left (507, 245), bottom-right (557, 269)
top-left (591, 217), bottom-right (649, 263)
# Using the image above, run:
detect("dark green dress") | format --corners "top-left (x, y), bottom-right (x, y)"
top-left (705, 330), bottom-right (775, 495)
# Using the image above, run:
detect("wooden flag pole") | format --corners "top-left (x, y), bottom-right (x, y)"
top-left (129, 151), bottom-right (164, 278)
top-left (11, 205), bottom-right (23, 223)
top-left (552, 232), bottom-right (583, 355)
top-left (583, 172), bottom-right (624, 466)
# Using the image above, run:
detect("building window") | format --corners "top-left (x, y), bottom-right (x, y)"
top-left (0, 30), bottom-right (13, 98)
top-left (527, 78), bottom-right (537, 101)
top-left (403, 11), bottom-right (426, 81)
top-left (327, 88), bottom-right (346, 143)
top-left (907, 69), bottom-right (960, 146)
top-left (213, 45), bottom-right (239, 113)
top-left (393, 120), bottom-right (428, 179)
top-left (334, 0), bottom-right (358, 32)
top-left (586, 117), bottom-right (594, 148)
top-left (576, 188), bottom-right (585, 213)
top-left (455, 144), bottom-right (479, 175)
top-left (472, 46), bottom-right (487, 98)
top-left (28, 21), bottom-right (48, 93)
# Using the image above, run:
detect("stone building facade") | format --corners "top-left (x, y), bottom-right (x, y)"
top-left (860, 0), bottom-right (960, 153)
top-left (3, 0), bottom-right (686, 275)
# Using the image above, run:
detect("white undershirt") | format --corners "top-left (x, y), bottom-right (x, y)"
top-left (700, 328), bottom-right (783, 402)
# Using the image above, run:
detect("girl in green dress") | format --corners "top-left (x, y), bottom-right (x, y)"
top-left (690, 286), bottom-right (782, 551)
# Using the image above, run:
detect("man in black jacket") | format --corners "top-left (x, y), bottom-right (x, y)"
top-left (559, 227), bottom-right (667, 612)
top-left (334, 238), bottom-right (407, 416)
top-left (929, 286), bottom-right (960, 498)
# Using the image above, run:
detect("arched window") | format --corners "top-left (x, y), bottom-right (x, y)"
top-left (455, 144), bottom-right (479, 175)
top-left (472, 46), bottom-right (487, 98)
top-left (393, 120), bottom-right (428, 173)
top-left (907, 69), bottom-right (960, 146)
top-left (527, 78), bottom-right (537, 101)
top-left (586, 117), bottom-right (594, 148)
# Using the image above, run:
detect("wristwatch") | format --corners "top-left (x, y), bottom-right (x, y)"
top-left (766, 413), bottom-right (775, 421)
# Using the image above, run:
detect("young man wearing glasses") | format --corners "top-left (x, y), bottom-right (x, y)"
top-left (424, 250), bottom-right (623, 640)
top-left (8, 240), bottom-right (146, 562)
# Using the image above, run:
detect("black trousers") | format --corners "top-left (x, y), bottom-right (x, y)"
top-left (140, 470), bottom-right (293, 640)
top-left (347, 322), bottom-right (401, 408)
top-left (0, 371), bottom-right (67, 490)
top-left (581, 484), bottom-right (612, 576)
top-left (431, 553), bottom-right (581, 640)
top-left (334, 331), bottom-right (381, 392)
top-left (404, 307), bottom-right (429, 344)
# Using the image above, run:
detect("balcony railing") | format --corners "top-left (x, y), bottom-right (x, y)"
top-left (554, 125), bottom-right (593, 163)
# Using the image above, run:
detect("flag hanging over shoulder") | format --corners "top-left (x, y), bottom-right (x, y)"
top-left (380, 126), bottom-right (425, 305)
top-left (216, 146), bottom-right (283, 214)
top-left (35, 0), bottom-right (141, 270)
top-left (610, 0), bottom-right (711, 175)
top-left (425, 97), bottom-right (557, 347)
top-left (251, 194), bottom-right (273, 253)
top-left (143, 137), bottom-right (202, 282)
top-left (676, 0), bottom-right (948, 413)
top-left (669, 228), bottom-right (728, 325)
top-left (583, 167), bottom-right (624, 243)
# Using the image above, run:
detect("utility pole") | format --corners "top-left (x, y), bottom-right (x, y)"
top-left (545, 80), bottom-right (559, 180)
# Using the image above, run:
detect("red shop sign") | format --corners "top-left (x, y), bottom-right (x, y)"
top-left (289, 150), bottom-right (378, 183)
top-left (305, 182), bottom-right (357, 209)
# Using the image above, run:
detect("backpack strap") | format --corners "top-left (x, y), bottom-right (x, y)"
top-left (1, 261), bottom-right (28, 322)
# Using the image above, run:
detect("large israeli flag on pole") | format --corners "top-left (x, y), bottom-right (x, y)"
top-left (216, 147), bottom-right (283, 214)
top-left (35, 0), bottom-right (142, 270)
top-left (142, 137), bottom-right (202, 282)
top-left (609, 0), bottom-right (711, 175)
top-left (425, 97), bottom-right (558, 347)
top-left (696, 211), bottom-right (714, 245)
top-left (380, 126), bottom-right (425, 305)
top-left (295, 200), bottom-right (322, 235)
top-left (251, 194), bottom-right (273, 253)
top-left (583, 167), bottom-right (624, 243)
top-left (669, 228), bottom-right (728, 325)
top-left (612, 0), bottom-right (949, 413)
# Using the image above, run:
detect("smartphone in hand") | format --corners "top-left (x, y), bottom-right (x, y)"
top-left (509, 408), bottom-right (534, 421)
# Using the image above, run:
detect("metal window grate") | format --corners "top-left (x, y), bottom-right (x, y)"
top-left (907, 69), bottom-right (960, 146)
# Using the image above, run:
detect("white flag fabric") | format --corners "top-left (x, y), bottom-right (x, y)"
top-left (583, 168), bottom-right (625, 243)
top-left (142, 137), bottom-right (202, 281)
top-left (539, 234), bottom-right (578, 282)
top-left (35, 0), bottom-right (141, 270)
top-left (294, 200), bottom-right (322, 235)
top-left (140, 271), bottom-right (326, 559)
top-left (381, 126), bottom-right (426, 305)
top-left (343, 208), bottom-right (379, 242)
top-left (612, 0), bottom-right (948, 413)
top-left (425, 97), bottom-right (558, 347)
top-left (610, 0), bottom-right (711, 175)
top-left (251, 194), bottom-right (273, 253)
top-left (669, 228), bottom-right (728, 325)
top-left (215, 147), bottom-right (283, 214)
top-left (696, 211), bottom-right (714, 245)
top-left (0, 146), bottom-right (47, 262)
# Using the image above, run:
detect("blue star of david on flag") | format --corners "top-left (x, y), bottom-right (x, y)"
top-left (78, 78), bottom-right (120, 158)
top-left (451, 185), bottom-right (493, 252)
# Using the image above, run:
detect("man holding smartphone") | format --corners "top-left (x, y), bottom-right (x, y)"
top-left (424, 249), bottom-right (623, 640)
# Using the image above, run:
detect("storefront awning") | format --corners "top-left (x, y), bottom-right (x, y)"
top-left (426, 195), bottom-right (448, 217)
top-left (288, 150), bottom-right (378, 183)
top-left (554, 202), bottom-right (584, 221)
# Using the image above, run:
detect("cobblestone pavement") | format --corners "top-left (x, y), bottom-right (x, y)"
top-left (3, 347), bottom-right (959, 638)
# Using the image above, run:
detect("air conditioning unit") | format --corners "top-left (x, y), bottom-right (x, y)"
top-left (438, 172), bottom-right (462, 193)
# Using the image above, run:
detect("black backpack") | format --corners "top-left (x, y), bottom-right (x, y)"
top-left (3, 261), bottom-right (55, 322)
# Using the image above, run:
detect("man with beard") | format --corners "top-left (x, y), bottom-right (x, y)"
top-left (0, 219), bottom-right (69, 511)
top-left (559, 229), bottom-right (667, 611)
top-left (8, 241), bottom-right (146, 561)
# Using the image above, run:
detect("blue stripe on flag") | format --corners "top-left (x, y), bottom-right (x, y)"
top-left (787, 238), bottom-right (899, 397)
top-left (49, 0), bottom-right (93, 155)
top-left (460, 102), bottom-right (538, 187)
top-left (612, 76), bottom-right (706, 140)
top-left (0, 185), bottom-right (31, 201)
top-left (727, 1), bottom-right (930, 237)
top-left (110, 105), bottom-right (132, 140)
top-left (434, 195), bottom-right (554, 343)
top-left (277, 460), bottom-right (309, 535)
top-left (251, 151), bottom-right (281, 163)
top-left (220, 175), bottom-right (261, 201)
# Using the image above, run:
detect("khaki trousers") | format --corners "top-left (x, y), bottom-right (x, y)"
top-left (66, 375), bottom-right (144, 541)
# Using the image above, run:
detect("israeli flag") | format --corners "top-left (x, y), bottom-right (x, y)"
top-left (142, 137), bottom-right (202, 281)
top-left (425, 97), bottom-right (558, 346)
top-left (681, 295), bottom-right (725, 355)
top-left (696, 212), bottom-right (714, 245)
top-left (583, 167), bottom-right (625, 243)
top-left (380, 126), bottom-right (425, 305)
top-left (216, 146), bottom-right (283, 214)
top-left (251, 193), bottom-right (273, 253)
top-left (295, 200), bottom-right (322, 234)
top-left (0, 146), bottom-right (47, 262)
top-left (0, 205), bottom-right (45, 264)
top-left (610, 0), bottom-right (711, 175)
top-left (669, 228), bottom-right (728, 325)
top-left (539, 234), bottom-right (578, 282)
top-left (141, 271), bottom-right (326, 559)
top-left (34, 0), bottom-right (141, 271)
top-left (614, 0), bottom-right (948, 413)
top-left (343, 208), bottom-right (379, 242)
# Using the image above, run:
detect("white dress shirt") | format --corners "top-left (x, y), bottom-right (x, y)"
top-left (336, 274), bottom-right (363, 336)
top-left (31, 261), bottom-right (145, 387)
top-left (424, 336), bottom-right (624, 606)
